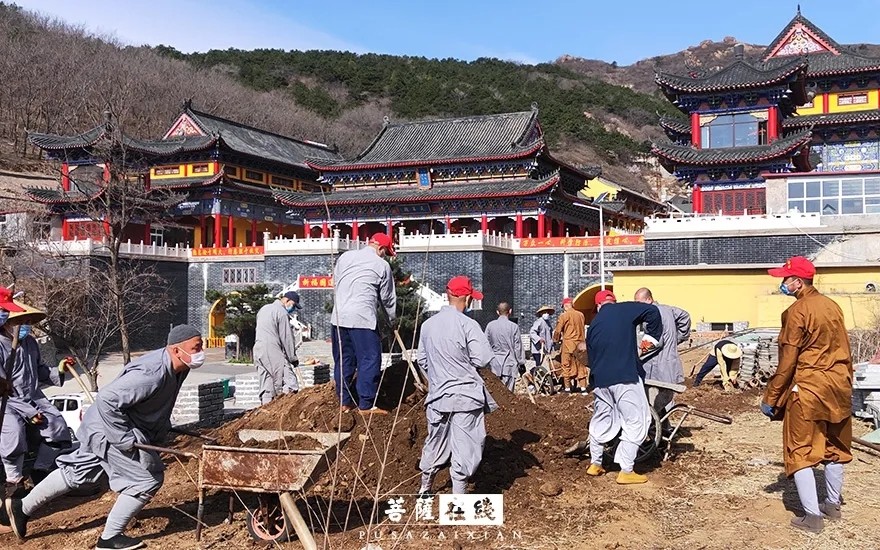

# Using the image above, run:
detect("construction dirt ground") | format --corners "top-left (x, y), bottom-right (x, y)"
top-left (7, 350), bottom-right (880, 550)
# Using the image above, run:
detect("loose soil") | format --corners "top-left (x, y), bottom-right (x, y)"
top-left (8, 353), bottom-right (880, 549)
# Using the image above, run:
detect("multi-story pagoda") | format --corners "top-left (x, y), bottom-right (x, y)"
top-left (275, 106), bottom-right (666, 238)
top-left (654, 9), bottom-right (880, 216)
top-left (25, 102), bottom-right (341, 248)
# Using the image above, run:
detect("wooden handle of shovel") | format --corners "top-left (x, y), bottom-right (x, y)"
top-left (393, 329), bottom-right (427, 393)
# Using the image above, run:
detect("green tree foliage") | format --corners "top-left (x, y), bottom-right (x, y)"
top-left (381, 256), bottom-right (425, 353)
top-left (205, 285), bottom-right (274, 351)
top-left (157, 48), bottom-right (679, 163)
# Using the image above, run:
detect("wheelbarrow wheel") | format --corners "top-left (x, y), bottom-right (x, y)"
top-left (602, 405), bottom-right (662, 465)
top-left (246, 494), bottom-right (293, 543)
top-left (534, 365), bottom-right (556, 395)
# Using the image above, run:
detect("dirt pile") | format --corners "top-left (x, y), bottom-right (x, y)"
top-left (202, 368), bottom-right (583, 501)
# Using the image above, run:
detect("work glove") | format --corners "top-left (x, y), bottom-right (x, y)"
top-left (760, 402), bottom-right (776, 419)
top-left (0, 378), bottom-right (11, 398)
top-left (58, 356), bottom-right (75, 374)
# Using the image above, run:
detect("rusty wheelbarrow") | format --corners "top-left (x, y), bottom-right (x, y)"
top-left (140, 428), bottom-right (350, 549)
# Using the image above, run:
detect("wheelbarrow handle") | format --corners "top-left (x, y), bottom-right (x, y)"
top-left (170, 427), bottom-right (218, 444)
top-left (134, 443), bottom-right (200, 460)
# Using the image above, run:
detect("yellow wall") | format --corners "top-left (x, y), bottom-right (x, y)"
top-left (611, 266), bottom-right (880, 330)
top-left (828, 90), bottom-right (879, 113)
top-left (796, 96), bottom-right (824, 116)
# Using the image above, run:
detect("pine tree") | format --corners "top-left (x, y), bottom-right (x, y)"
top-left (379, 257), bottom-right (425, 353)
top-left (205, 284), bottom-right (274, 352)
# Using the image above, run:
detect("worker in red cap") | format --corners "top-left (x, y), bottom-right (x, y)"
top-left (417, 275), bottom-right (499, 494)
top-left (762, 256), bottom-right (853, 534)
top-left (583, 289), bottom-right (662, 484)
top-left (553, 297), bottom-right (587, 393)
top-left (330, 232), bottom-right (397, 415)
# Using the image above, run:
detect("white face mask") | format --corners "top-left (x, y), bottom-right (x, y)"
top-left (181, 349), bottom-right (206, 369)
top-left (541, 313), bottom-right (550, 320)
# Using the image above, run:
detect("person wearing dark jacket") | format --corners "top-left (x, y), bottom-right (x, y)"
top-left (584, 290), bottom-right (662, 484)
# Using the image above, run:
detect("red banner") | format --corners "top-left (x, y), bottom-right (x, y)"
top-left (298, 275), bottom-right (334, 289)
top-left (519, 235), bottom-right (644, 248)
top-left (192, 246), bottom-right (265, 257)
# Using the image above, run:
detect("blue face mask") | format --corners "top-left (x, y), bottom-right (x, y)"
top-left (0, 311), bottom-right (8, 327)
top-left (779, 281), bottom-right (796, 296)
top-left (18, 325), bottom-right (31, 339)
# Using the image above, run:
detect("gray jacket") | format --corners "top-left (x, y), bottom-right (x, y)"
top-left (331, 246), bottom-right (396, 330)
top-left (642, 303), bottom-right (691, 384)
top-left (529, 318), bottom-right (554, 355)
top-left (80, 348), bottom-right (187, 454)
top-left (417, 306), bottom-right (499, 413)
top-left (485, 316), bottom-right (524, 376)
top-left (253, 300), bottom-right (298, 367)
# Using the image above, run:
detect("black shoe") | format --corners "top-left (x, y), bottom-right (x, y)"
top-left (95, 533), bottom-right (146, 550)
top-left (5, 497), bottom-right (28, 540)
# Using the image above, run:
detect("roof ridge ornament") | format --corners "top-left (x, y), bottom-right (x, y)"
top-left (383, 115), bottom-right (390, 126)
top-left (531, 102), bottom-right (539, 111)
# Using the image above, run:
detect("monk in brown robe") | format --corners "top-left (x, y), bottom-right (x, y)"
top-left (553, 297), bottom-right (587, 392)
top-left (763, 256), bottom-right (853, 534)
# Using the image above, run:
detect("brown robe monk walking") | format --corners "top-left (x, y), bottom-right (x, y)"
top-left (553, 298), bottom-right (587, 392)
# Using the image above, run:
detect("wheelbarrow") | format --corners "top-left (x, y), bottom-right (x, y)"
top-left (138, 428), bottom-right (350, 549)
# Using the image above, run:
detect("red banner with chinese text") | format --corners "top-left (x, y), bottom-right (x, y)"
top-left (192, 246), bottom-right (265, 257)
top-left (519, 235), bottom-right (644, 248)
top-left (298, 275), bottom-right (334, 289)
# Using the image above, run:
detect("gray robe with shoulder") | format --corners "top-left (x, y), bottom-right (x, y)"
top-left (253, 300), bottom-right (299, 403)
top-left (485, 316), bottom-right (524, 391)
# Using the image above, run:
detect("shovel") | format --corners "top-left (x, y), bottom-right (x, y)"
top-left (393, 329), bottom-right (427, 393)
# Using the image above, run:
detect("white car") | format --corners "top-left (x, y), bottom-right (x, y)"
top-left (50, 392), bottom-right (96, 439)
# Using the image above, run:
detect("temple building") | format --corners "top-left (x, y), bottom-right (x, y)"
top-left (25, 102), bottom-right (341, 248)
top-left (25, 104), bottom-right (666, 246)
top-left (276, 106), bottom-right (665, 239)
top-left (653, 9), bottom-right (880, 216)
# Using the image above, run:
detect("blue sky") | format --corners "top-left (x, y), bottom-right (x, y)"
top-left (17, 0), bottom-right (880, 65)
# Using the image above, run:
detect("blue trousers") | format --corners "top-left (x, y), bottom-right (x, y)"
top-left (331, 326), bottom-right (382, 410)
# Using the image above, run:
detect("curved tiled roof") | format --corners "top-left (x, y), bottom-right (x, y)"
top-left (28, 126), bottom-right (218, 156)
top-left (655, 58), bottom-right (807, 94)
top-left (274, 171), bottom-right (559, 207)
top-left (28, 126), bottom-right (107, 151)
top-left (184, 109), bottom-right (342, 168)
top-left (307, 109), bottom-right (544, 171)
top-left (25, 181), bottom-right (105, 204)
top-left (651, 128), bottom-right (813, 166)
top-left (782, 109), bottom-right (880, 128)
top-left (659, 116), bottom-right (692, 136)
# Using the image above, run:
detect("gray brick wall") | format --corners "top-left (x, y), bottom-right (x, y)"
top-left (188, 260), bottom-right (266, 336)
top-left (171, 380), bottom-right (225, 427)
top-left (645, 234), bottom-right (839, 266)
top-left (231, 372), bottom-right (261, 410)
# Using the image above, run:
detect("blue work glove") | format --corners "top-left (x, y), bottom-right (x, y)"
top-left (760, 402), bottom-right (776, 418)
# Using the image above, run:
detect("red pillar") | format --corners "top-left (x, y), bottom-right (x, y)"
top-left (444, 215), bottom-right (451, 234)
top-left (537, 211), bottom-right (545, 237)
top-left (692, 186), bottom-right (703, 214)
top-left (213, 213), bottom-right (222, 248)
top-left (515, 213), bottom-right (523, 238)
top-left (276, 223), bottom-right (283, 239)
top-left (199, 215), bottom-right (206, 247)
top-left (144, 222), bottom-right (151, 245)
top-left (387, 219), bottom-right (393, 237)
top-left (227, 217), bottom-right (235, 246)
top-left (302, 219), bottom-right (310, 239)
top-left (321, 220), bottom-right (329, 237)
top-left (822, 93), bottom-right (829, 113)
top-left (62, 219), bottom-right (70, 240)
top-left (61, 163), bottom-right (70, 191)
top-left (481, 214), bottom-right (488, 234)
top-left (767, 106), bottom-right (778, 142)
top-left (251, 219), bottom-right (258, 245)
top-left (352, 220), bottom-right (359, 240)
top-left (690, 112), bottom-right (701, 148)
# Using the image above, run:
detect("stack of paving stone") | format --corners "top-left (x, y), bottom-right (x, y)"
top-left (295, 360), bottom-right (331, 387)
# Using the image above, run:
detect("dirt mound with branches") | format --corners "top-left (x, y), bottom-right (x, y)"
top-left (205, 367), bottom-right (582, 503)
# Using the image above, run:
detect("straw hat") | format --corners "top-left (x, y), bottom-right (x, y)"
top-left (535, 305), bottom-right (555, 316)
top-left (719, 343), bottom-right (743, 360)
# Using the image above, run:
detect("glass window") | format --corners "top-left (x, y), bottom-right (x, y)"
top-left (709, 121), bottom-right (734, 148)
top-left (821, 199), bottom-right (839, 215)
top-left (52, 399), bottom-right (66, 411)
top-left (788, 200), bottom-right (804, 213)
top-left (66, 399), bottom-right (78, 411)
top-left (822, 180), bottom-right (839, 197)
top-left (805, 199), bottom-right (821, 213)
top-left (842, 197), bottom-right (864, 214)
top-left (866, 197), bottom-right (880, 214)
top-left (702, 112), bottom-right (763, 148)
top-left (842, 180), bottom-right (862, 196)
top-left (806, 181), bottom-right (821, 198)
top-left (788, 182), bottom-right (805, 199)
top-left (864, 178), bottom-right (880, 195)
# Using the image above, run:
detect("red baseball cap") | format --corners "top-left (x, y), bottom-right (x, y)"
top-left (446, 275), bottom-right (483, 300)
top-left (768, 256), bottom-right (815, 279)
top-left (0, 288), bottom-right (25, 313)
top-left (595, 290), bottom-right (617, 306)
top-left (369, 232), bottom-right (396, 256)
top-left (562, 297), bottom-right (573, 306)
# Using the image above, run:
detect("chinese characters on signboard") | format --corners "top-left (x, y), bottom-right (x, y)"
top-left (298, 275), bottom-right (334, 289)
top-left (519, 235), bottom-right (644, 248)
top-left (192, 246), bottom-right (265, 257)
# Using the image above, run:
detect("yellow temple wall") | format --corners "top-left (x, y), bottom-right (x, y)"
top-left (827, 90), bottom-right (879, 113)
top-left (612, 265), bottom-right (880, 331)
